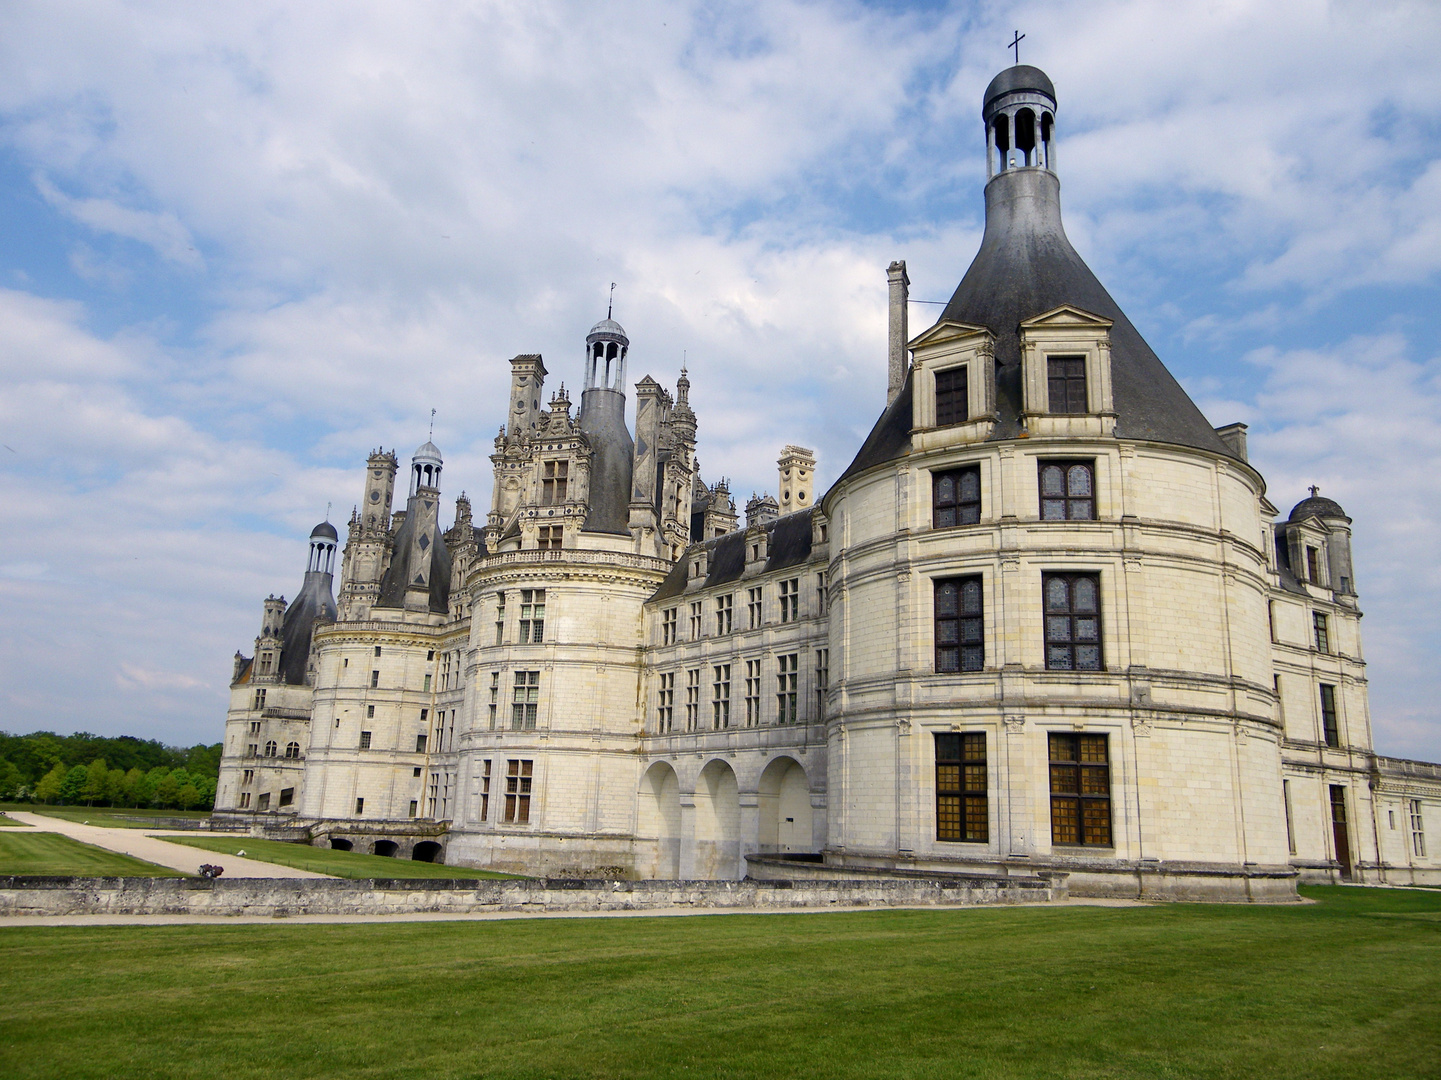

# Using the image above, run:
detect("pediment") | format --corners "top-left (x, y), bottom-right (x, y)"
top-left (908, 319), bottom-right (993, 350)
top-left (1020, 304), bottom-right (1113, 330)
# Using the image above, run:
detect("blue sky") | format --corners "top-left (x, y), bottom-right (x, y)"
top-left (1, 0), bottom-right (1439, 758)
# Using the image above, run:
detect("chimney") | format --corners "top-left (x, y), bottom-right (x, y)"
top-left (887, 260), bottom-right (909, 405)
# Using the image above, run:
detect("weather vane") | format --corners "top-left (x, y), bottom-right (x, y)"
top-left (608, 282), bottom-right (616, 319)
top-left (1010, 30), bottom-right (1025, 64)
top-left (429, 408), bottom-right (436, 439)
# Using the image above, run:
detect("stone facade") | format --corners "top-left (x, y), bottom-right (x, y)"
top-left (214, 62), bottom-right (1441, 897)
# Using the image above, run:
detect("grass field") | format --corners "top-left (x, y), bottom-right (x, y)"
top-left (161, 834), bottom-right (522, 879)
top-left (0, 804), bottom-right (213, 829)
top-left (1, 886), bottom-right (1438, 1080)
top-left (0, 832), bottom-right (184, 877)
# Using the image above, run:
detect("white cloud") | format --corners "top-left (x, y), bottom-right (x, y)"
top-left (0, 0), bottom-right (1436, 758)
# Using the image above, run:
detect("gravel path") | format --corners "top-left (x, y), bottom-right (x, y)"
top-left (6, 812), bottom-right (332, 879)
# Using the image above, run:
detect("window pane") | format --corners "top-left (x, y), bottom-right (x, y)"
top-left (1067, 465), bottom-right (1092, 496)
top-left (961, 646), bottom-right (984, 671)
top-left (936, 507), bottom-right (957, 528)
top-left (1048, 646), bottom-right (1073, 669)
top-left (937, 796), bottom-right (961, 841)
top-left (1049, 734), bottom-right (1072, 761)
top-left (1047, 615), bottom-right (1072, 642)
top-left (935, 733), bottom-right (961, 761)
top-left (1042, 499), bottom-right (1067, 520)
top-left (1080, 765), bottom-right (1109, 795)
top-left (937, 622), bottom-right (959, 645)
top-left (937, 764), bottom-right (961, 789)
top-left (937, 647), bottom-right (959, 673)
top-left (1079, 736), bottom-right (1108, 762)
top-left (1082, 801), bottom-right (1111, 845)
top-left (960, 580), bottom-right (982, 613)
top-left (1073, 577), bottom-right (1097, 611)
top-left (960, 618), bottom-right (982, 644)
top-left (1051, 797), bottom-right (1080, 844)
top-left (959, 471), bottom-right (980, 501)
top-left (958, 504), bottom-right (981, 525)
top-left (1046, 578), bottom-right (1070, 611)
top-left (1068, 499), bottom-right (1094, 521)
top-left (1050, 763), bottom-right (1078, 793)
top-left (964, 764), bottom-right (987, 792)
top-left (1041, 465), bottom-right (1065, 496)
top-left (936, 475), bottom-right (954, 501)
top-left (1074, 616), bottom-right (1099, 641)
top-left (936, 584), bottom-right (958, 616)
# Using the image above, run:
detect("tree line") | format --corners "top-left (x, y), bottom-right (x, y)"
top-left (0, 730), bottom-right (223, 811)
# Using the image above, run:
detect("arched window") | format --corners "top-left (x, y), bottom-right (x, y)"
top-left (285, 741), bottom-right (301, 759)
top-left (1015, 108), bottom-right (1036, 165)
top-left (264, 740), bottom-right (278, 757)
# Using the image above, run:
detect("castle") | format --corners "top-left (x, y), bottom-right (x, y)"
top-left (215, 64), bottom-right (1440, 898)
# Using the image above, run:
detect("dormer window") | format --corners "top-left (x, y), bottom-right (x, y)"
top-left (1047, 357), bottom-right (1088, 413)
top-left (1019, 307), bottom-right (1114, 436)
top-left (1306, 547), bottom-right (1320, 583)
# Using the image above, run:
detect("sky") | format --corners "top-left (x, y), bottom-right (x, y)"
top-left (0, 0), bottom-right (1439, 759)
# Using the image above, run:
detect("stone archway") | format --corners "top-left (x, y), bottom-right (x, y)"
top-left (412, 840), bottom-right (443, 863)
top-left (693, 759), bottom-right (741, 880)
top-left (637, 761), bottom-right (682, 880)
top-left (758, 757), bottom-right (813, 854)
top-left (373, 839), bottom-right (398, 857)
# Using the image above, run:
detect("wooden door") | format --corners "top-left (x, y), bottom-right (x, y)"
top-left (1330, 785), bottom-right (1353, 881)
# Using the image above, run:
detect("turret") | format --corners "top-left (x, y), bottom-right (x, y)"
top-left (274, 521), bottom-right (339, 685)
top-left (1286, 488), bottom-right (1357, 600)
top-left (253, 595), bottom-right (286, 680)
top-left (578, 318), bottom-right (635, 535)
top-left (360, 449), bottom-right (398, 530)
top-left (339, 451), bottom-right (399, 620)
top-left (376, 440), bottom-right (452, 614)
top-left (777, 446), bottom-right (816, 516)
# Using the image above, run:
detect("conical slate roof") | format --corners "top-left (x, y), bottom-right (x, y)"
top-left (836, 68), bottom-right (1236, 487)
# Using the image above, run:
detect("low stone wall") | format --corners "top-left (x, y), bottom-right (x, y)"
top-left (0, 873), bottom-right (1062, 918)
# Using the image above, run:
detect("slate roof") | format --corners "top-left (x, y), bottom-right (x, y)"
top-left (1289, 495), bottom-right (1348, 523)
top-left (377, 502), bottom-right (453, 614)
top-left (650, 508), bottom-right (816, 603)
top-left (834, 75), bottom-right (1238, 491)
top-left (278, 570), bottom-right (337, 685)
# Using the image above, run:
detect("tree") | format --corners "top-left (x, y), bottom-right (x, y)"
top-left (80, 758), bottom-right (109, 805)
top-left (121, 767), bottom-right (146, 807)
top-left (153, 770), bottom-right (181, 808)
top-left (34, 763), bottom-right (66, 804)
top-left (103, 766), bottom-right (125, 806)
top-left (176, 783), bottom-right (200, 810)
top-left (0, 758), bottom-right (24, 801)
top-left (59, 765), bottom-right (88, 804)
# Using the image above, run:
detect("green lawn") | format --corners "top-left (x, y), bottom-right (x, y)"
top-left (1, 886), bottom-right (1438, 1080)
top-left (0, 832), bottom-right (184, 877)
top-left (0, 804), bottom-right (213, 829)
top-left (160, 834), bottom-right (522, 880)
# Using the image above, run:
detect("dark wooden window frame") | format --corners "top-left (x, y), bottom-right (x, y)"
top-left (1319, 683), bottom-right (1339, 747)
top-left (1043, 572), bottom-right (1103, 671)
top-left (936, 732), bottom-right (988, 842)
top-left (1047, 355), bottom-right (1088, 414)
top-left (934, 365), bottom-right (969, 427)
top-left (933, 466), bottom-right (981, 528)
top-left (1039, 460), bottom-right (1095, 521)
top-left (935, 576), bottom-right (984, 673)
top-left (1048, 732), bottom-right (1112, 846)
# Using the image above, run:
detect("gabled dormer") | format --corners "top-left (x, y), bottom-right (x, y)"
top-left (1019, 305), bottom-right (1115, 439)
top-left (908, 319), bottom-right (997, 450)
